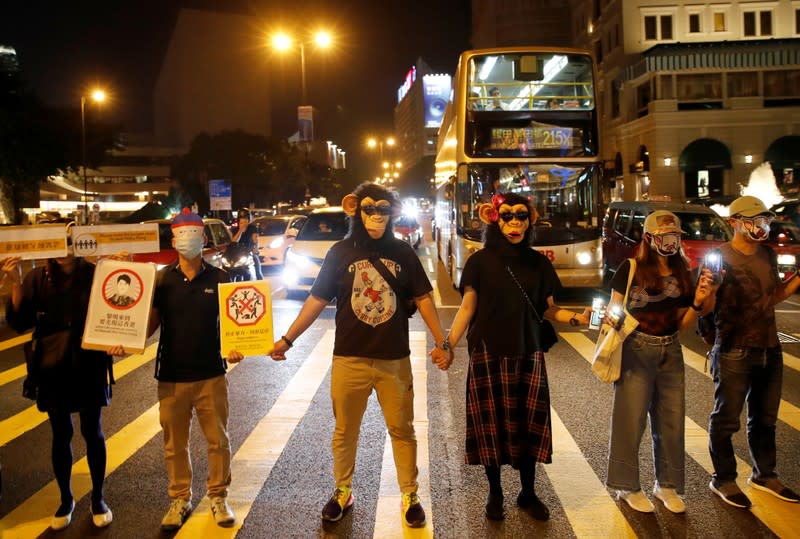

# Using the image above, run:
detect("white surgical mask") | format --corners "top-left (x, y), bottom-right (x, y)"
top-left (175, 235), bottom-right (203, 258)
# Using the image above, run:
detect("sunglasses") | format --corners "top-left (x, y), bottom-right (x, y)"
top-left (361, 204), bottom-right (393, 216)
top-left (499, 211), bottom-right (530, 222)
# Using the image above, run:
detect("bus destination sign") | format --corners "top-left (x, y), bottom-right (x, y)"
top-left (490, 126), bottom-right (582, 150)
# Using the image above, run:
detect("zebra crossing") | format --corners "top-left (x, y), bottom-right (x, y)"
top-left (1, 321), bottom-right (799, 538)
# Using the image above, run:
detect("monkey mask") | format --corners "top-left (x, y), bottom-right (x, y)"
top-left (342, 183), bottom-right (400, 243)
top-left (478, 193), bottom-right (537, 245)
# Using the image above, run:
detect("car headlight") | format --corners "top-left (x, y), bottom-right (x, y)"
top-left (576, 251), bottom-right (593, 265)
top-left (282, 268), bottom-right (299, 285)
top-left (269, 237), bottom-right (285, 249)
top-left (393, 231), bottom-right (404, 240)
top-left (286, 249), bottom-right (312, 269)
top-left (777, 254), bottom-right (796, 266)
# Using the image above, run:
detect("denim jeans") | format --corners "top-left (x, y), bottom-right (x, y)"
top-left (708, 345), bottom-right (782, 484)
top-left (607, 331), bottom-right (685, 493)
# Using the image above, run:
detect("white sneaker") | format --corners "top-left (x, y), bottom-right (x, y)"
top-left (92, 508), bottom-right (114, 528)
top-left (617, 490), bottom-right (655, 513)
top-left (210, 496), bottom-right (236, 527)
top-left (161, 498), bottom-right (193, 531)
top-left (653, 484), bottom-right (686, 513)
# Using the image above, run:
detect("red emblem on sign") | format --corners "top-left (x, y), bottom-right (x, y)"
top-left (225, 285), bottom-right (266, 325)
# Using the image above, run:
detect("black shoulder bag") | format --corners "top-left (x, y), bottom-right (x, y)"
top-left (368, 256), bottom-right (418, 317)
top-left (506, 266), bottom-right (558, 352)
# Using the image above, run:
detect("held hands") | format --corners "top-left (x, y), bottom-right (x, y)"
top-left (430, 346), bottom-right (454, 371)
top-left (574, 307), bottom-right (592, 326)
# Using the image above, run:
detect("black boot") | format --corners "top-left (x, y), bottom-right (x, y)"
top-left (484, 466), bottom-right (504, 520)
top-left (518, 461), bottom-right (550, 521)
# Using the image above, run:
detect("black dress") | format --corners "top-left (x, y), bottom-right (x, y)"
top-left (7, 259), bottom-right (112, 413)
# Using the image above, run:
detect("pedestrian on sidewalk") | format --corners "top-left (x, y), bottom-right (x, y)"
top-left (270, 182), bottom-right (450, 529)
top-left (3, 231), bottom-right (115, 531)
top-left (112, 208), bottom-right (244, 531)
top-left (438, 192), bottom-right (591, 521)
top-left (605, 211), bottom-right (713, 514)
top-left (701, 196), bottom-right (800, 509)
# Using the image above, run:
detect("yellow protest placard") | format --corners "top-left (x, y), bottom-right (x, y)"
top-left (71, 224), bottom-right (160, 257)
top-left (218, 280), bottom-right (274, 358)
top-left (0, 225), bottom-right (68, 260)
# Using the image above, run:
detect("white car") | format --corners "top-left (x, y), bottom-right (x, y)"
top-left (282, 207), bottom-right (348, 294)
top-left (252, 215), bottom-right (307, 267)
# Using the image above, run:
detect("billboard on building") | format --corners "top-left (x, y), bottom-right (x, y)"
top-left (423, 74), bottom-right (451, 128)
top-left (298, 106), bottom-right (314, 142)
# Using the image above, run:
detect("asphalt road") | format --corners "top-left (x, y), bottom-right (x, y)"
top-left (1, 236), bottom-right (800, 538)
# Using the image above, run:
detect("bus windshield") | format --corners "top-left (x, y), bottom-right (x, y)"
top-left (457, 163), bottom-right (601, 245)
top-left (467, 53), bottom-right (594, 112)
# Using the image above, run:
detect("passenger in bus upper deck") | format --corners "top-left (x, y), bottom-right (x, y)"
top-left (468, 92), bottom-right (483, 110)
top-left (488, 87), bottom-right (508, 111)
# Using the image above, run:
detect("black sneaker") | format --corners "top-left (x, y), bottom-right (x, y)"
top-left (518, 491), bottom-right (550, 521)
top-left (485, 491), bottom-right (504, 520)
top-left (321, 486), bottom-right (354, 522)
top-left (402, 492), bottom-right (426, 528)
top-left (709, 480), bottom-right (751, 508)
top-left (748, 477), bottom-right (800, 503)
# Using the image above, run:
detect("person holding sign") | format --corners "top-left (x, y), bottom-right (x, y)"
top-left (270, 183), bottom-right (450, 529)
top-left (135, 208), bottom-right (244, 531)
top-left (3, 234), bottom-right (115, 530)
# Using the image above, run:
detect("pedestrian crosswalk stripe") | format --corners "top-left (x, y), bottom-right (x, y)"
top-left (173, 332), bottom-right (334, 538)
top-left (781, 351), bottom-right (800, 372)
top-left (0, 342), bottom-right (159, 447)
top-left (373, 331), bottom-right (433, 538)
top-left (0, 364), bottom-right (26, 387)
top-left (681, 346), bottom-right (800, 432)
top-left (0, 332), bottom-right (31, 353)
top-left (549, 408), bottom-right (636, 538)
top-left (559, 331), bottom-right (800, 536)
top-left (0, 360), bottom-right (241, 538)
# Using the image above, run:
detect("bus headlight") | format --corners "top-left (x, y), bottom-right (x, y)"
top-left (777, 254), bottom-right (796, 266)
top-left (576, 251), bottom-right (593, 265)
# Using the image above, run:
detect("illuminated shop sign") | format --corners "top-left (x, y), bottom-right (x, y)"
top-left (423, 74), bottom-right (451, 128)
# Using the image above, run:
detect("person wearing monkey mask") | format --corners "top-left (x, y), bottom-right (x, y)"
top-left (271, 182), bottom-right (450, 528)
top-left (438, 192), bottom-right (591, 521)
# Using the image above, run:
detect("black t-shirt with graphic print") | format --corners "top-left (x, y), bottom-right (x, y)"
top-left (712, 243), bottom-right (779, 349)
top-left (610, 259), bottom-right (692, 336)
top-left (310, 236), bottom-right (433, 359)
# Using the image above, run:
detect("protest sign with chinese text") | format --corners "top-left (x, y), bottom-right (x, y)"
top-left (218, 280), bottom-right (274, 357)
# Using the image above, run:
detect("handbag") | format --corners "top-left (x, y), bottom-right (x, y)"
top-left (592, 259), bottom-right (639, 383)
top-left (506, 266), bottom-right (558, 352)
top-left (22, 330), bottom-right (72, 400)
top-left (368, 256), bottom-right (418, 317)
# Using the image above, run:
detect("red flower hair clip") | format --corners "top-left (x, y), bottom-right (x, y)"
top-left (487, 194), bottom-right (505, 222)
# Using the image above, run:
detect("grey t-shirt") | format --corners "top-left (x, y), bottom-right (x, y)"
top-left (713, 243), bottom-right (779, 349)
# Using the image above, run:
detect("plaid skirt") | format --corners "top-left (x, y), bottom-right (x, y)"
top-left (464, 349), bottom-right (552, 467)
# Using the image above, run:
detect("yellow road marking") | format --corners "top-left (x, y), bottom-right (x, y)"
top-left (782, 351), bottom-right (800, 372)
top-left (0, 332), bottom-right (32, 352)
top-left (373, 331), bottom-right (433, 538)
top-left (560, 331), bottom-right (800, 537)
top-left (0, 364), bottom-right (27, 387)
top-left (174, 332), bottom-right (334, 538)
top-left (549, 407), bottom-right (637, 538)
top-left (0, 360), bottom-right (241, 539)
top-left (0, 343), bottom-right (158, 447)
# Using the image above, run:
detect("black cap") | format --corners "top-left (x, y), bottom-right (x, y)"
top-left (238, 208), bottom-right (250, 219)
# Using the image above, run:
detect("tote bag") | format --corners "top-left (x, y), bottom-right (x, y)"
top-left (592, 259), bottom-right (639, 383)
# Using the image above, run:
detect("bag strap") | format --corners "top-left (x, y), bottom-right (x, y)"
top-left (368, 256), bottom-right (407, 301)
top-left (622, 258), bottom-right (637, 310)
top-left (506, 266), bottom-right (544, 323)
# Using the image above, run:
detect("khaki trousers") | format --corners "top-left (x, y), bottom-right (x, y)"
top-left (158, 374), bottom-right (231, 500)
top-left (330, 355), bottom-right (418, 493)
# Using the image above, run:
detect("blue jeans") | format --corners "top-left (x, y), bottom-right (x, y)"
top-left (607, 331), bottom-right (685, 493)
top-left (708, 345), bottom-right (782, 484)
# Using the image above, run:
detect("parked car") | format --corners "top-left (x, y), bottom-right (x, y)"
top-left (394, 214), bottom-right (422, 249)
top-left (132, 218), bottom-right (233, 270)
top-left (602, 200), bottom-right (733, 284)
top-left (252, 214), bottom-right (307, 267)
top-left (767, 218), bottom-right (800, 280)
top-left (282, 207), bottom-right (349, 295)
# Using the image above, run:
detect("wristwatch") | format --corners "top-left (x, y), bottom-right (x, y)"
top-left (569, 314), bottom-right (580, 327)
top-left (439, 339), bottom-right (450, 351)
top-left (690, 303), bottom-right (703, 312)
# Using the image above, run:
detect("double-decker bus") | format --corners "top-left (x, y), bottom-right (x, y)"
top-left (434, 47), bottom-right (603, 288)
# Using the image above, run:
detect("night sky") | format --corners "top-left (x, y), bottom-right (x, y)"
top-left (1, 0), bottom-right (471, 176)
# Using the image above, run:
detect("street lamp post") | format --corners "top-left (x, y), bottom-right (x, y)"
top-left (272, 31), bottom-right (331, 106)
top-left (81, 89), bottom-right (106, 224)
top-left (367, 136), bottom-right (396, 181)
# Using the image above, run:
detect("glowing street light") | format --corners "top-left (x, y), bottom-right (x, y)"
top-left (271, 30), bottom-right (333, 105)
top-left (81, 87), bottom-right (108, 224)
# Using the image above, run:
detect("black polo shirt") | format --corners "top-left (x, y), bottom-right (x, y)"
top-left (154, 262), bottom-right (229, 382)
